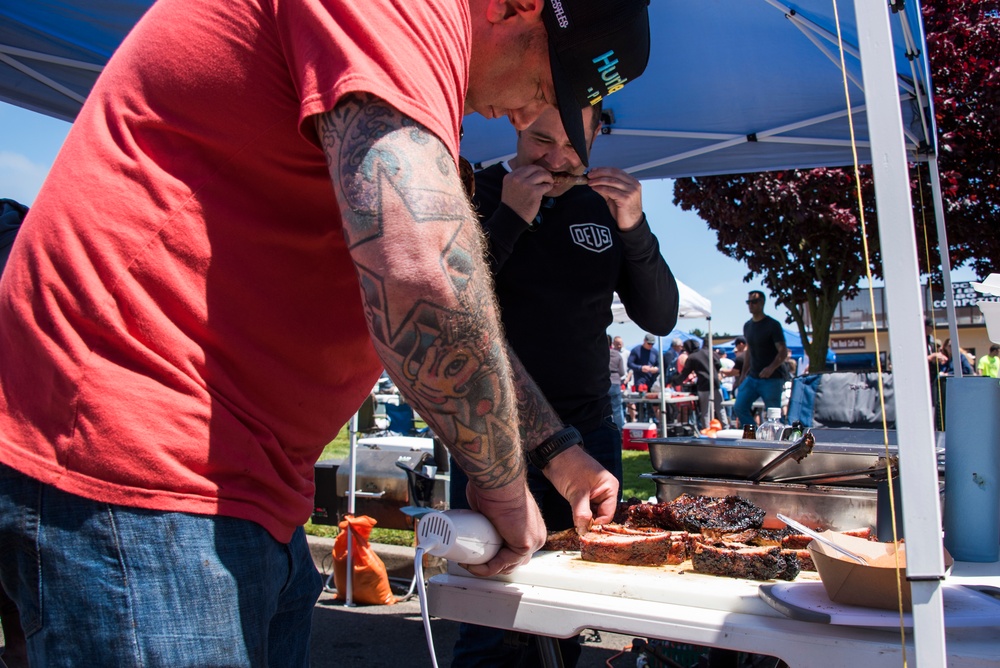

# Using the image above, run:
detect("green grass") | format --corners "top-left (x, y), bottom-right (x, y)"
top-left (621, 449), bottom-right (657, 501)
top-left (303, 425), bottom-right (658, 545)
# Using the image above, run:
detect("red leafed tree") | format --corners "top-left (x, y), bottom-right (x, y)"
top-left (673, 168), bottom-right (879, 372)
top-left (673, 0), bottom-right (999, 371)
top-left (918, 0), bottom-right (1000, 278)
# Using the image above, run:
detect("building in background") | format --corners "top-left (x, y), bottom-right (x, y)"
top-left (801, 282), bottom-right (997, 371)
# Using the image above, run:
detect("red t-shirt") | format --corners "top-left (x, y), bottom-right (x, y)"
top-left (0, 0), bottom-right (470, 542)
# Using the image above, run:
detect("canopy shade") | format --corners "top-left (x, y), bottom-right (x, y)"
top-left (0, 1), bottom-right (150, 122)
top-left (461, 0), bottom-right (934, 179)
top-left (1, 1), bottom-right (933, 181)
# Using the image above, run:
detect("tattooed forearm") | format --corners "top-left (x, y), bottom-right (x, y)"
top-left (505, 344), bottom-right (568, 449)
top-left (316, 93), bottom-right (525, 490)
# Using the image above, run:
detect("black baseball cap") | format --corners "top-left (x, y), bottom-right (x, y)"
top-left (541, 0), bottom-right (651, 167)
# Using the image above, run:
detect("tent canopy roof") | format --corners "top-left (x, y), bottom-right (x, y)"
top-left (1, 1), bottom-right (933, 181)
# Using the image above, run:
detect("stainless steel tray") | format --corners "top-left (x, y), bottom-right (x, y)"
top-left (643, 474), bottom-right (877, 531)
top-left (641, 429), bottom-right (943, 485)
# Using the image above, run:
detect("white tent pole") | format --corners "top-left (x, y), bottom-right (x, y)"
top-left (855, 1), bottom-right (947, 664)
top-left (927, 156), bottom-right (962, 378)
top-left (344, 411), bottom-right (359, 607)
top-left (657, 336), bottom-right (667, 437)
top-left (708, 320), bottom-right (714, 427)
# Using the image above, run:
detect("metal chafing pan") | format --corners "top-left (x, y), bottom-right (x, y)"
top-left (639, 429), bottom-right (943, 486)
top-left (641, 473), bottom-right (878, 531)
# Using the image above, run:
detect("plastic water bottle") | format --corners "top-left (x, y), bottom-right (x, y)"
top-left (756, 407), bottom-right (785, 441)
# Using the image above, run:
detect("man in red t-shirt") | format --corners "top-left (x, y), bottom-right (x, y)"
top-left (0, 0), bottom-right (652, 664)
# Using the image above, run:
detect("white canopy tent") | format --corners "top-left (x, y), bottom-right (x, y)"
top-left (612, 279), bottom-right (715, 435)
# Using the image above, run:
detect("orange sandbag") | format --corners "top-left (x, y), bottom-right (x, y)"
top-left (332, 515), bottom-right (395, 605)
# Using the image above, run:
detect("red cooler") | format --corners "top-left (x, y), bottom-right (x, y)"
top-left (622, 422), bottom-right (657, 451)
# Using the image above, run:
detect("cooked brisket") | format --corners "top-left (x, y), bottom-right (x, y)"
top-left (542, 528), bottom-right (581, 552)
top-left (692, 542), bottom-right (800, 581)
top-left (580, 526), bottom-right (689, 566)
top-left (618, 494), bottom-right (766, 533)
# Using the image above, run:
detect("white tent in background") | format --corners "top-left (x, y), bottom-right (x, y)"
top-left (612, 279), bottom-right (714, 435)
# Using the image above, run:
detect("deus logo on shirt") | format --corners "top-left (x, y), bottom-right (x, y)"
top-left (569, 223), bottom-right (613, 253)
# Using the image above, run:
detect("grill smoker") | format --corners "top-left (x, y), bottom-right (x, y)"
top-left (312, 436), bottom-right (450, 531)
top-left (637, 428), bottom-right (945, 534)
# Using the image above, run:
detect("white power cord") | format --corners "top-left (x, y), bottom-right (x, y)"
top-left (414, 546), bottom-right (439, 668)
top-left (413, 510), bottom-right (504, 668)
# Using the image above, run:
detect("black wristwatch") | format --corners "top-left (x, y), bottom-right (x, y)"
top-left (526, 426), bottom-right (582, 470)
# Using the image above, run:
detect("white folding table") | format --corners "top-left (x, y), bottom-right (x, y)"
top-left (427, 552), bottom-right (1000, 667)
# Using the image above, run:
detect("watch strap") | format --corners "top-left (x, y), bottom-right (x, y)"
top-left (526, 426), bottom-right (582, 470)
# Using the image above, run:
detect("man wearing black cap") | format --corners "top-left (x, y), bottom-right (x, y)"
top-left (630, 333), bottom-right (663, 391)
top-left (0, 0), bottom-right (653, 664)
top-left (450, 101), bottom-right (677, 666)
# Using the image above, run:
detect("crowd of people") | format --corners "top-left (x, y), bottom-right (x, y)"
top-left (608, 290), bottom-right (793, 431)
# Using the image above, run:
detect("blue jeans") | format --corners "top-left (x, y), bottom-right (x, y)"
top-left (449, 417), bottom-right (622, 667)
top-left (733, 375), bottom-right (784, 427)
top-left (0, 462), bottom-right (322, 667)
top-left (608, 385), bottom-right (625, 431)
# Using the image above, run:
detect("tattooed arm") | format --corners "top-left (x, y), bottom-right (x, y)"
top-left (316, 93), bottom-right (545, 574)
top-left (506, 348), bottom-right (619, 529)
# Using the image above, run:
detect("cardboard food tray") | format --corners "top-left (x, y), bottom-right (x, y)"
top-left (808, 531), bottom-right (954, 610)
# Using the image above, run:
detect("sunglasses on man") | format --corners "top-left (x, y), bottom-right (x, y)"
top-left (746, 298), bottom-right (763, 304)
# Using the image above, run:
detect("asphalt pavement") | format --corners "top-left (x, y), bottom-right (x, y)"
top-left (307, 537), bottom-right (638, 668)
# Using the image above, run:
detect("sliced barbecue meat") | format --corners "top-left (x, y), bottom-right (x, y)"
top-left (613, 498), bottom-right (643, 524)
top-left (692, 542), bottom-right (799, 581)
top-left (783, 548), bottom-right (815, 572)
top-left (701, 527), bottom-right (797, 547)
top-left (782, 533), bottom-right (814, 550)
top-left (542, 528), bottom-right (580, 552)
top-left (701, 528), bottom-right (762, 544)
top-left (782, 526), bottom-right (874, 549)
top-left (661, 494), bottom-right (766, 533)
top-left (620, 495), bottom-right (765, 532)
top-left (580, 526), bottom-right (689, 566)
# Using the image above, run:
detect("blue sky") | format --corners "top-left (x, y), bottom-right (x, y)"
top-left (0, 100), bottom-right (975, 348)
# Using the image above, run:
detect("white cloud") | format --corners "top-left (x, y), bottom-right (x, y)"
top-left (0, 150), bottom-right (50, 206)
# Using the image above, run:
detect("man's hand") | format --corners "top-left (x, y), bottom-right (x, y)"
top-left (542, 446), bottom-right (619, 533)
top-left (586, 167), bottom-right (644, 231)
top-left (463, 482), bottom-right (547, 577)
top-left (501, 165), bottom-right (555, 223)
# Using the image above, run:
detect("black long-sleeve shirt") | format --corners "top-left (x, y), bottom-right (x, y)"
top-left (475, 162), bottom-right (678, 431)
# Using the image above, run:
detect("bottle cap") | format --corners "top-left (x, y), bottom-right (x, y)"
top-left (766, 407), bottom-right (782, 419)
